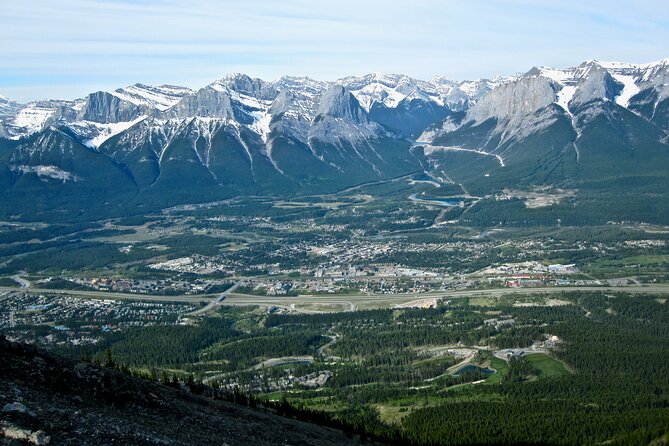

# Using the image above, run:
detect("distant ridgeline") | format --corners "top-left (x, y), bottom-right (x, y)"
top-left (0, 60), bottom-right (668, 223)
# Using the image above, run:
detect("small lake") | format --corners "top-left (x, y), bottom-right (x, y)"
top-left (453, 364), bottom-right (495, 376)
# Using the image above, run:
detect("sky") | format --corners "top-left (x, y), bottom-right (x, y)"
top-left (1, 0), bottom-right (668, 102)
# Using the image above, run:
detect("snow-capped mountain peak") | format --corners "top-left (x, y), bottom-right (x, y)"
top-left (111, 84), bottom-right (193, 111)
top-left (2, 59), bottom-right (668, 221)
top-left (338, 72), bottom-right (499, 113)
top-left (2, 59), bottom-right (668, 150)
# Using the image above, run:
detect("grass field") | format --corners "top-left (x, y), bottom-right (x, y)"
top-left (583, 254), bottom-right (669, 278)
top-left (485, 357), bottom-right (509, 384)
top-left (375, 404), bottom-right (415, 424)
top-left (468, 296), bottom-right (497, 306)
top-left (525, 353), bottom-right (570, 378)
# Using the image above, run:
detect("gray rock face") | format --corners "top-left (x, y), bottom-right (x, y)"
top-left (638, 59), bottom-right (669, 101)
top-left (268, 90), bottom-right (312, 141)
top-left (166, 87), bottom-right (237, 120)
top-left (214, 74), bottom-right (276, 101)
top-left (309, 86), bottom-right (385, 146)
top-left (466, 70), bottom-right (558, 124)
top-left (316, 85), bottom-right (368, 123)
top-left (266, 77), bottom-right (327, 142)
top-left (570, 63), bottom-right (623, 106)
top-left (267, 90), bottom-right (293, 116)
top-left (308, 113), bottom-right (380, 145)
top-left (79, 91), bottom-right (145, 124)
top-left (428, 59), bottom-right (669, 151)
top-left (0, 96), bottom-right (21, 138)
top-left (626, 59), bottom-right (669, 130)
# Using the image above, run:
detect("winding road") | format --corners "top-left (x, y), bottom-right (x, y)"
top-left (10, 274), bottom-right (30, 289)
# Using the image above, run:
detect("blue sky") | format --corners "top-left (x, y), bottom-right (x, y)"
top-left (1, 0), bottom-right (668, 102)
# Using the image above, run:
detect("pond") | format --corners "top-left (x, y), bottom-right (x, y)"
top-left (453, 364), bottom-right (495, 376)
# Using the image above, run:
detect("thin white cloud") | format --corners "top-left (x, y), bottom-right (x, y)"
top-left (1, 0), bottom-right (667, 101)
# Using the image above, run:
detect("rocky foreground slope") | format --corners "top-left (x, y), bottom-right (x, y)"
top-left (0, 337), bottom-right (362, 446)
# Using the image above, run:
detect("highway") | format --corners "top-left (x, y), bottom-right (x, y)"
top-left (2, 284), bottom-right (668, 313)
top-left (188, 281), bottom-right (244, 315)
top-left (0, 286), bottom-right (215, 304)
top-left (220, 284), bottom-right (669, 311)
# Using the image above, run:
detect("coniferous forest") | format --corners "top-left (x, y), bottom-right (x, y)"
top-left (40, 292), bottom-right (668, 445)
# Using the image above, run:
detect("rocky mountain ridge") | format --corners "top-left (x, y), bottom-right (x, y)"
top-left (0, 59), bottom-right (667, 221)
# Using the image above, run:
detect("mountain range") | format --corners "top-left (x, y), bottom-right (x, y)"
top-left (1, 59), bottom-right (667, 222)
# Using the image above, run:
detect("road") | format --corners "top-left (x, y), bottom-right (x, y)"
top-left (252, 356), bottom-right (315, 370)
top-left (218, 285), bottom-right (669, 311)
top-left (2, 284), bottom-right (668, 312)
top-left (332, 171), bottom-right (421, 195)
top-left (202, 355), bottom-right (315, 384)
top-left (316, 335), bottom-right (341, 361)
top-left (0, 286), bottom-right (215, 304)
top-left (188, 281), bottom-right (244, 315)
top-left (10, 274), bottom-right (30, 289)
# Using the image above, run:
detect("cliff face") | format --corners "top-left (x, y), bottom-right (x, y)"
top-left (0, 338), bottom-right (361, 446)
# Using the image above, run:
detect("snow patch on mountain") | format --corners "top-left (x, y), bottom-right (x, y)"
top-left (340, 73), bottom-right (503, 113)
top-left (556, 86), bottom-right (577, 116)
top-left (358, 82), bottom-right (406, 110)
top-left (76, 116), bottom-right (148, 148)
top-left (12, 164), bottom-right (81, 183)
top-left (612, 74), bottom-right (640, 107)
top-left (201, 80), bottom-right (276, 144)
top-left (417, 117), bottom-right (460, 142)
top-left (537, 67), bottom-right (572, 84)
top-left (249, 110), bottom-right (272, 143)
top-left (435, 77), bottom-right (511, 110)
top-left (598, 58), bottom-right (669, 71)
top-left (112, 84), bottom-right (192, 111)
top-left (227, 89), bottom-right (270, 110)
top-left (9, 104), bottom-right (58, 137)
